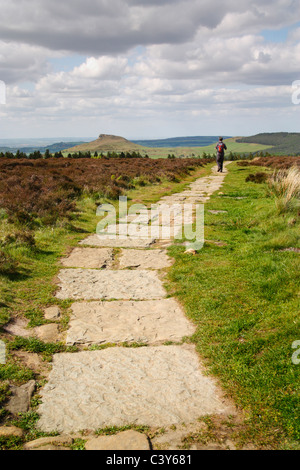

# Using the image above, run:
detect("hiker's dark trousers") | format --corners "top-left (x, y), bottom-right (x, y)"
top-left (216, 155), bottom-right (224, 172)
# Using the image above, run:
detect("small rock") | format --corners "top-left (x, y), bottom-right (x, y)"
top-left (23, 435), bottom-right (73, 450)
top-left (184, 249), bottom-right (197, 255)
top-left (288, 218), bottom-right (297, 226)
top-left (0, 426), bottom-right (24, 438)
top-left (6, 380), bottom-right (35, 415)
top-left (225, 439), bottom-right (237, 450)
top-left (85, 430), bottom-right (150, 451)
top-left (44, 306), bottom-right (61, 321)
top-left (205, 240), bottom-right (227, 247)
top-left (32, 445), bottom-right (71, 451)
top-left (34, 324), bottom-right (61, 343)
top-left (208, 210), bottom-right (228, 214)
top-left (280, 247), bottom-right (300, 253)
top-left (3, 317), bottom-right (31, 337)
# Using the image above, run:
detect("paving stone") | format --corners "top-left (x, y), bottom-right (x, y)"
top-left (119, 249), bottom-right (173, 270)
top-left (3, 317), bottom-right (31, 337)
top-left (61, 247), bottom-right (114, 269)
top-left (31, 445), bottom-right (71, 451)
top-left (56, 269), bottom-right (167, 300)
top-left (118, 213), bottom-right (150, 225)
top-left (85, 430), bottom-right (150, 450)
top-left (6, 380), bottom-right (35, 415)
top-left (280, 247), bottom-right (300, 253)
top-left (80, 234), bottom-right (156, 248)
top-left (0, 426), bottom-right (25, 438)
top-left (34, 324), bottom-right (61, 343)
top-left (150, 207), bottom-right (191, 226)
top-left (23, 435), bottom-right (74, 450)
top-left (44, 306), bottom-right (61, 320)
top-left (66, 299), bottom-right (195, 346)
top-left (37, 345), bottom-right (231, 433)
top-left (122, 224), bottom-right (187, 240)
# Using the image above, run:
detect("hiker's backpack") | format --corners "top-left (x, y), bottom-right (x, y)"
top-left (217, 143), bottom-right (225, 154)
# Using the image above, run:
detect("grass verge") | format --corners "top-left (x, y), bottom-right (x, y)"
top-left (166, 162), bottom-right (300, 449)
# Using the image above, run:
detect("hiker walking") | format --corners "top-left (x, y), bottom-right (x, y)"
top-left (215, 137), bottom-right (227, 173)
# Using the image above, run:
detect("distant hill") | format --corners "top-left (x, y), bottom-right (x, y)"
top-left (132, 136), bottom-right (231, 148)
top-left (66, 134), bottom-right (145, 153)
top-left (65, 134), bottom-right (275, 158)
top-left (0, 141), bottom-right (87, 154)
top-left (236, 133), bottom-right (300, 155)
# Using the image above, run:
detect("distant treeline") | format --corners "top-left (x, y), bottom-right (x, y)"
top-left (0, 149), bottom-right (283, 161)
top-left (0, 149), bottom-right (149, 159)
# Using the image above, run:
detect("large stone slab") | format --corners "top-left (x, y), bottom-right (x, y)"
top-left (55, 269), bottom-right (166, 300)
top-left (85, 430), bottom-right (150, 451)
top-left (66, 298), bottom-right (195, 346)
top-left (37, 346), bottom-right (231, 433)
top-left (119, 249), bottom-right (173, 270)
top-left (61, 247), bottom-right (114, 269)
top-left (80, 234), bottom-right (156, 248)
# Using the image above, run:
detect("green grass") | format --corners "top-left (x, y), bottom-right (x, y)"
top-left (166, 163), bottom-right (300, 449)
top-left (119, 138), bottom-right (272, 159)
top-left (95, 424), bottom-right (150, 436)
top-left (196, 137), bottom-right (273, 156)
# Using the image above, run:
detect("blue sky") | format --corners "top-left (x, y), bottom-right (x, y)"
top-left (0, 0), bottom-right (300, 140)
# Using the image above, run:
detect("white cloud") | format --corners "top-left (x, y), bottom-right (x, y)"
top-left (0, 41), bottom-right (52, 84)
top-left (1, 0), bottom-right (300, 137)
top-left (73, 57), bottom-right (128, 80)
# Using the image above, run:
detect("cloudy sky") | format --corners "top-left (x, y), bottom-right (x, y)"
top-left (0, 0), bottom-right (300, 140)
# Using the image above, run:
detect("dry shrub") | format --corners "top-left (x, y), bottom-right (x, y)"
top-left (268, 166), bottom-right (300, 213)
top-left (249, 156), bottom-right (300, 170)
top-left (246, 172), bottom-right (268, 183)
top-left (0, 250), bottom-right (18, 275)
top-left (1, 231), bottom-right (35, 248)
top-left (0, 157), bottom-right (211, 226)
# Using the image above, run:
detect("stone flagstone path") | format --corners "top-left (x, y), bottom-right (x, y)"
top-left (38, 164), bottom-right (235, 438)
